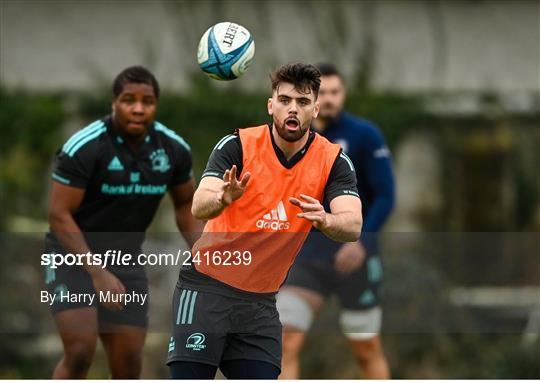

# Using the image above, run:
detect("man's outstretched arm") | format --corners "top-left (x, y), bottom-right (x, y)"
top-left (290, 194), bottom-right (362, 243)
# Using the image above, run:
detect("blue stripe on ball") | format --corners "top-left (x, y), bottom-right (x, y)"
top-left (199, 26), bottom-right (253, 81)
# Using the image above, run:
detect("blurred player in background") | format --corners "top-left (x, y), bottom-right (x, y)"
top-left (44, 66), bottom-right (201, 378)
top-left (277, 63), bottom-right (395, 379)
top-left (167, 63), bottom-right (362, 379)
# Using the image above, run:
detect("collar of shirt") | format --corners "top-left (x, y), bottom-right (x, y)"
top-left (104, 116), bottom-right (154, 154)
top-left (266, 123), bottom-right (316, 169)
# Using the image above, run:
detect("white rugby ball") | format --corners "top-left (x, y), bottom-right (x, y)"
top-left (197, 22), bottom-right (255, 81)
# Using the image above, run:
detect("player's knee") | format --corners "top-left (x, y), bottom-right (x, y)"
top-left (353, 338), bottom-right (381, 363)
top-left (111, 351), bottom-right (142, 378)
top-left (123, 350), bottom-right (143, 367)
top-left (63, 342), bottom-right (95, 374)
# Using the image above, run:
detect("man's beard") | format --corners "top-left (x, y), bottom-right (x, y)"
top-left (274, 118), bottom-right (310, 142)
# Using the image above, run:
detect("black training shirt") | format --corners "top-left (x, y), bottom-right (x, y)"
top-left (45, 116), bottom-right (192, 252)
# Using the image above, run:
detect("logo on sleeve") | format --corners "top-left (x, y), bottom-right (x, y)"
top-left (150, 149), bottom-right (171, 173)
top-left (256, 201), bottom-right (290, 231)
top-left (107, 156), bottom-right (124, 171)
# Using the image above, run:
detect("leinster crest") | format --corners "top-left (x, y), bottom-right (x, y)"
top-left (150, 149), bottom-right (171, 173)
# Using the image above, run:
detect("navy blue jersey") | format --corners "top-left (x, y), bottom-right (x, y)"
top-left (297, 112), bottom-right (395, 260)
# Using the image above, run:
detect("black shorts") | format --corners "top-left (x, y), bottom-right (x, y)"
top-left (166, 281), bottom-right (282, 370)
top-left (284, 254), bottom-right (383, 310)
top-left (43, 264), bottom-right (149, 328)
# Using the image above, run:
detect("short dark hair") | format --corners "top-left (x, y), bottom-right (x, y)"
top-left (316, 63), bottom-right (343, 80)
top-left (112, 66), bottom-right (160, 99)
top-left (270, 63), bottom-right (321, 97)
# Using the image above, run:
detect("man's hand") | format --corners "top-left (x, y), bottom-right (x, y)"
top-left (192, 165), bottom-right (251, 220)
top-left (218, 165), bottom-right (251, 206)
top-left (290, 194), bottom-right (361, 243)
top-left (334, 241), bottom-right (366, 274)
top-left (89, 269), bottom-right (126, 311)
top-left (289, 194), bottom-right (328, 230)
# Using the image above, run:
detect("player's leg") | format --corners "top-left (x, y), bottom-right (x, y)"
top-left (341, 308), bottom-right (390, 379)
top-left (52, 307), bottom-right (99, 378)
top-left (278, 286), bottom-right (324, 379)
top-left (278, 260), bottom-right (332, 379)
top-left (46, 264), bottom-right (100, 378)
top-left (97, 272), bottom-right (149, 378)
top-left (338, 255), bottom-right (389, 379)
top-left (280, 330), bottom-right (305, 379)
top-left (99, 326), bottom-right (146, 378)
top-left (347, 333), bottom-right (390, 379)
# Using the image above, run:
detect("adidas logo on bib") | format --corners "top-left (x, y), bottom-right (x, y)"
top-left (107, 156), bottom-right (124, 171)
top-left (256, 201), bottom-right (290, 231)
